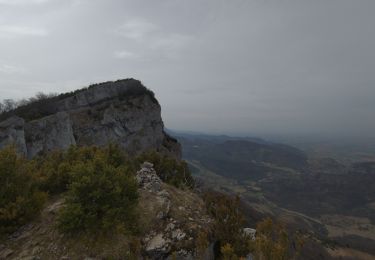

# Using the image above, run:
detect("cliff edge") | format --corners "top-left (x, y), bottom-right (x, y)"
top-left (0, 79), bottom-right (181, 159)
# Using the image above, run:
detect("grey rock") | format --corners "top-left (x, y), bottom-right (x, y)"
top-left (243, 228), bottom-right (256, 240)
top-left (0, 116), bottom-right (27, 155)
top-left (145, 233), bottom-right (171, 259)
top-left (0, 248), bottom-right (14, 259)
top-left (157, 190), bottom-right (170, 199)
top-left (164, 223), bottom-right (175, 232)
top-left (136, 164), bottom-right (163, 192)
top-left (171, 229), bottom-right (186, 241)
top-left (156, 196), bottom-right (170, 219)
top-left (25, 112), bottom-right (76, 158)
top-left (146, 233), bottom-right (168, 251)
top-left (0, 79), bottom-right (181, 159)
top-left (31, 246), bottom-right (42, 255)
top-left (141, 161), bottom-right (154, 169)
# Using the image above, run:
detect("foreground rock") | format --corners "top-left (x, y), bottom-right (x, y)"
top-left (0, 79), bottom-right (181, 159)
top-left (243, 228), bottom-right (257, 240)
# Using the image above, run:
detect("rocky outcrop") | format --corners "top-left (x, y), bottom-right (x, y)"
top-left (0, 79), bottom-right (181, 159)
top-left (137, 162), bottom-right (163, 192)
top-left (136, 162), bottom-right (214, 259)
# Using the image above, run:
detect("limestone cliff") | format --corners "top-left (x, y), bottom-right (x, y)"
top-left (0, 79), bottom-right (181, 158)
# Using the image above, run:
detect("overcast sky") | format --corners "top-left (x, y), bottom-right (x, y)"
top-left (0, 0), bottom-right (374, 138)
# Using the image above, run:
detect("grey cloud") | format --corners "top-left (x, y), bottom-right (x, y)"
top-left (0, 0), bottom-right (374, 139)
top-left (0, 0), bottom-right (50, 5)
top-left (0, 25), bottom-right (47, 37)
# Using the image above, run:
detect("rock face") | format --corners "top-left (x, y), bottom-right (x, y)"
top-left (0, 79), bottom-right (181, 158)
top-left (25, 112), bottom-right (76, 158)
top-left (0, 116), bottom-right (27, 156)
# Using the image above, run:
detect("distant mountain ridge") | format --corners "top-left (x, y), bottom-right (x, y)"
top-left (166, 129), bottom-right (269, 144)
top-left (171, 130), bottom-right (308, 180)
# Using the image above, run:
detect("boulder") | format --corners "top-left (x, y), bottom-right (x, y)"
top-left (243, 228), bottom-right (256, 240)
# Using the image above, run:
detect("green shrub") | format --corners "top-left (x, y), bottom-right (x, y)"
top-left (34, 144), bottom-right (135, 195)
top-left (0, 146), bottom-right (47, 235)
top-left (0, 143), bottom-right (189, 236)
top-left (248, 218), bottom-right (304, 260)
top-left (136, 151), bottom-right (195, 188)
top-left (33, 150), bottom-right (72, 194)
top-left (57, 148), bottom-right (139, 234)
top-left (203, 191), bottom-right (250, 258)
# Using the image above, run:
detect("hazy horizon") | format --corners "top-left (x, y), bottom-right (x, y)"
top-left (1, 0), bottom-right (374, 139)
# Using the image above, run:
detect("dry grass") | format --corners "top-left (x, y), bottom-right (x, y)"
top-left (0, 197), bottom-right (137, 259)
top-left (328, 247), bottom-right (375, 260)
top-left (321, 214), bottom-right (375, 240)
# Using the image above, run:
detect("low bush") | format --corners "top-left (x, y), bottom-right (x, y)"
top-left (203, 191), bottom-right (304, 259)
top-left (57, 166), bottom-right (138, 234)
top-left (0, 143), bottom-right (190, 236)
top-left (248, 218), bottom-right (304, 260)
top-left (57, 146), bottom-right (139, 234)
top-left (0, 146), bottom-right (47, 235)
top-left (136, 151), bottom-right (195, 189)
top-left (203, 191), bottom-right (250, 258)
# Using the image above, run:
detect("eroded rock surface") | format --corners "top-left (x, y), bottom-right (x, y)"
top-left (0, 79), bottom-right (181, 158)
top-left (136, 162), bottom-right (213, 259)
top-left (0, 116), bottom-right (27, 155)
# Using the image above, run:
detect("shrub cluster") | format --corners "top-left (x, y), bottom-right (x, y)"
top-left (136, 151), bottom-right (195, 189)
top-left (0, 145), bottom-right (139, 236)
top-left (203, 191), bottom-right (304, 259)
top-left (248, 218), bottom-right (304, 260)
top-left (0, 144), bottom-right (193, 236)
top-left (203, 191), bottom-right (250, 258)
top-left (33, 145), bottom-right (140, 234)
top-left (57, 147), bottom-right (139, 234)
top-left (0, 146), bottom-right (47, 235)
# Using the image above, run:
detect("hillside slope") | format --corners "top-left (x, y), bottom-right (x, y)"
top-left (174, 132), bottom-right (375, 258)
top-left (0, 163), bottom-right (213, 260)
